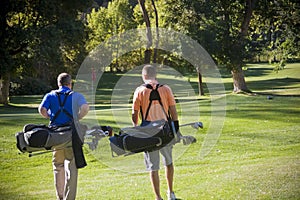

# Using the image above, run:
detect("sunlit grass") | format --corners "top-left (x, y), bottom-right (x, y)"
top-left (0, 63), bottom-right (299, 199)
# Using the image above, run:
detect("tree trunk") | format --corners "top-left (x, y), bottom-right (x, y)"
top-left (230, 0), bottom-right (257, 94)
top-left (144, 49), bottom-right (151, 64)
top-left (138, 0), bottom-right (152, 64)
top-left (197, 67), bottom-right (204, 96)
top-left (0, 72), bottom-right (10, 105)
top-left (231, 68), bottom-right (251, 93)
top-left (151, 0), bottom-right (159, 63)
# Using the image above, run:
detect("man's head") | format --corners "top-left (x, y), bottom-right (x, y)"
top-left (57, 73), bottom-right (72, 88)
top-left (142, 65), bottom-right (156, 82)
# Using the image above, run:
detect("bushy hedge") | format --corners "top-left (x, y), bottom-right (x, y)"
top-left (10, 76), bottom-right (52, 95)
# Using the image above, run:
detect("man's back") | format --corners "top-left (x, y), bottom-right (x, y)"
top-left (133, 83), bottom-right (176, 122)
top-left (39, 86), bottom-right (87, 126)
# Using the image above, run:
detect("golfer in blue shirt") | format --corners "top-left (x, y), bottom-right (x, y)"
top-left (39, 73), bottom-right (89, 200)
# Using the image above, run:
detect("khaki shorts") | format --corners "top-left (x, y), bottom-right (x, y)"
top-left (144, 145), bottom-right (173, 171)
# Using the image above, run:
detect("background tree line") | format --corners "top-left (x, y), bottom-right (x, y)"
top-left (1, 0), bottom-right (299, 104)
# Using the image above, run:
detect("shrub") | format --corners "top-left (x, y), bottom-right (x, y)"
top-left (10, 76), bottom-right (52, 95)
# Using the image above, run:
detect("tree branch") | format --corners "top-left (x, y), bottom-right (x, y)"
top-left (138, 0), bottom-right (152, 63)
top-left (240, 0), bottom-right (257, 36)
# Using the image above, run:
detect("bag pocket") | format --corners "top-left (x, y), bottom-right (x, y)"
top-left (24, 128), bottom-right (49, 148)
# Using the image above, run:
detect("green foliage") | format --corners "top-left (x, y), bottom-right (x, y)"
top-left (147, 0), bottom-right (299, 70)
top-left (249, 0), bottom-right (300, 64)
top-left (1, 0), bottom-right (92, 93)
top-left (10, 76), bottom-right (52, 95)
top-left (1, 0), bottom-right (299, 96)
top-left (86, 0), bottom-right (136, 48)
top-left (86, 0), bottom-right (138, 71)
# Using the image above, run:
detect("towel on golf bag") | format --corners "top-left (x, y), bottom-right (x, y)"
top-left (109, 120), bottom-right (174, 156)
top-left (71, 122), bottom-right (88, 169)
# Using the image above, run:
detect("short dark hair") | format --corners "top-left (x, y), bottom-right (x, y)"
top-left (57, 73), bottom-right (72, 86)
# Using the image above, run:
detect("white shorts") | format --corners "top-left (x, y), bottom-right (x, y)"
top-left (144, 145), bottom-right (173, 171)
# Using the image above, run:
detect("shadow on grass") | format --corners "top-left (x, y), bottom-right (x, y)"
top-left (0, 104), bottom-right (37, 114)
top-left (209, 65), bottom-right (274, 79)
top-left (10, 95), bottom-right (43, 105)
top-left (189, 76), bottom-right (300, 97)
top-left (244, 67), bottom-right (274, 77)
top-left (254, 92), bottom-right (300, 98)
top-left (247, 77), bottom-right (300, 91)
top-left (223, 95), bottom-right (300, 124)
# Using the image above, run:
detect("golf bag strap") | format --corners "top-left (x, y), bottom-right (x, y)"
top-left (142, 84), bottom-right (170, 121)
top-left (50, 91), bottom-right (73, 124)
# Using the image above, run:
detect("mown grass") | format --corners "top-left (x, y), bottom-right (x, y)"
top-left (0, 63), bottom-right (299, 200)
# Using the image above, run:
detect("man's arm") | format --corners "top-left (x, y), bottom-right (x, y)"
top-left (169, 105), bottom-right (178, 121)
top-left (132, 110), bottom-right (139, 127)
top-left (38, 106), bottom-right (49, 119)
top-left (78, 104), bottom-right (89, 120)
top-left (169, 105), bottom-right (180, 132)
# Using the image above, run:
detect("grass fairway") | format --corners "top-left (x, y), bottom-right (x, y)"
top-left (0, 63), bottom-right (299, 200)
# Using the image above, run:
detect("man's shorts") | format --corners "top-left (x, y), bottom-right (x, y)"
top-left (144, 145), bottom-right (173, 171)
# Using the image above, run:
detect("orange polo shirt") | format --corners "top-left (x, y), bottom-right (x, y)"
top-left (132, 81), bottom-right (176, 121)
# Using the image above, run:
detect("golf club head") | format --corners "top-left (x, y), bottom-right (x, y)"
top-left (192, 122), bottom-right (203, 129)
top-left (182, 135), bottom-right (197, 145)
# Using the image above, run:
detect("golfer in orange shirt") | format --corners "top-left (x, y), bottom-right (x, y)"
top-left (132, 65), bottom-right (179, 200)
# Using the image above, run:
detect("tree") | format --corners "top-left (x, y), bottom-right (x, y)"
top-left (156, 0), bottom-right (298, 93)
top-left (249, 0), bottom-right (300, 69)
top-left (193, 0), bottom-right (299, 92)
top-left (191, 0), bottom-right (256, 93)
top-left (0, 0), bottom-right (91, 104)
top-left (156, 0), bottom-right (205, 95)
top-left (86, 0), bottom-right (137, 71)
top-left (0, 0), bottom-right (28, 104)
top-left (231, 0), bottom-right (257, 93)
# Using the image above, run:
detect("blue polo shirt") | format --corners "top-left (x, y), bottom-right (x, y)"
top-left (40, 86), bottom-right (88, 126)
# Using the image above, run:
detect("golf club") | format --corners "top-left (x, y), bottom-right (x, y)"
top-left (179, 122), bottom-right (203, 129)
top-left (28, 146), bottom-right (72, 157)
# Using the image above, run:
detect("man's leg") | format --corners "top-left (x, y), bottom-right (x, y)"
top-left (150, 170), bottom-right (163, 200)
top-left (161, 145), bottom-right (176, 199)
top-left (53, 150), bottom-right (65, 200)
top-left (144, 150), bottom-right (162, 200)
top-left (64, 147), bottom-right (78, 200)
top-left (165, 163), bottom-right (174, 193)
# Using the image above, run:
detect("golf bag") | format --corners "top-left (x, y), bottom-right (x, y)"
top-left (109, 84), bottom-right (177, 156)
top-left (16, 123), bottom-right (73, 153)
top-left (109, 120), bottom-right (174, 156)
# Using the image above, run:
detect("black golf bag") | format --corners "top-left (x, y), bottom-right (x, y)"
top-left (16, 124), bottom-right (73, 153)
top-left (109, 120), bottom-right (175, 156)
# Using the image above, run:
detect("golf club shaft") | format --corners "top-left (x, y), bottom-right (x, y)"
top-left (180, 122), bottom-right (198, 127)
top-left (28, 146), bottom-right (72, 157)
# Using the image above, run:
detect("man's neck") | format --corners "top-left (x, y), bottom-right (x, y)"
top-left (144, 79), bottom-right (158, 85)
top-left (59, 85), bottom-right (71, 90)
